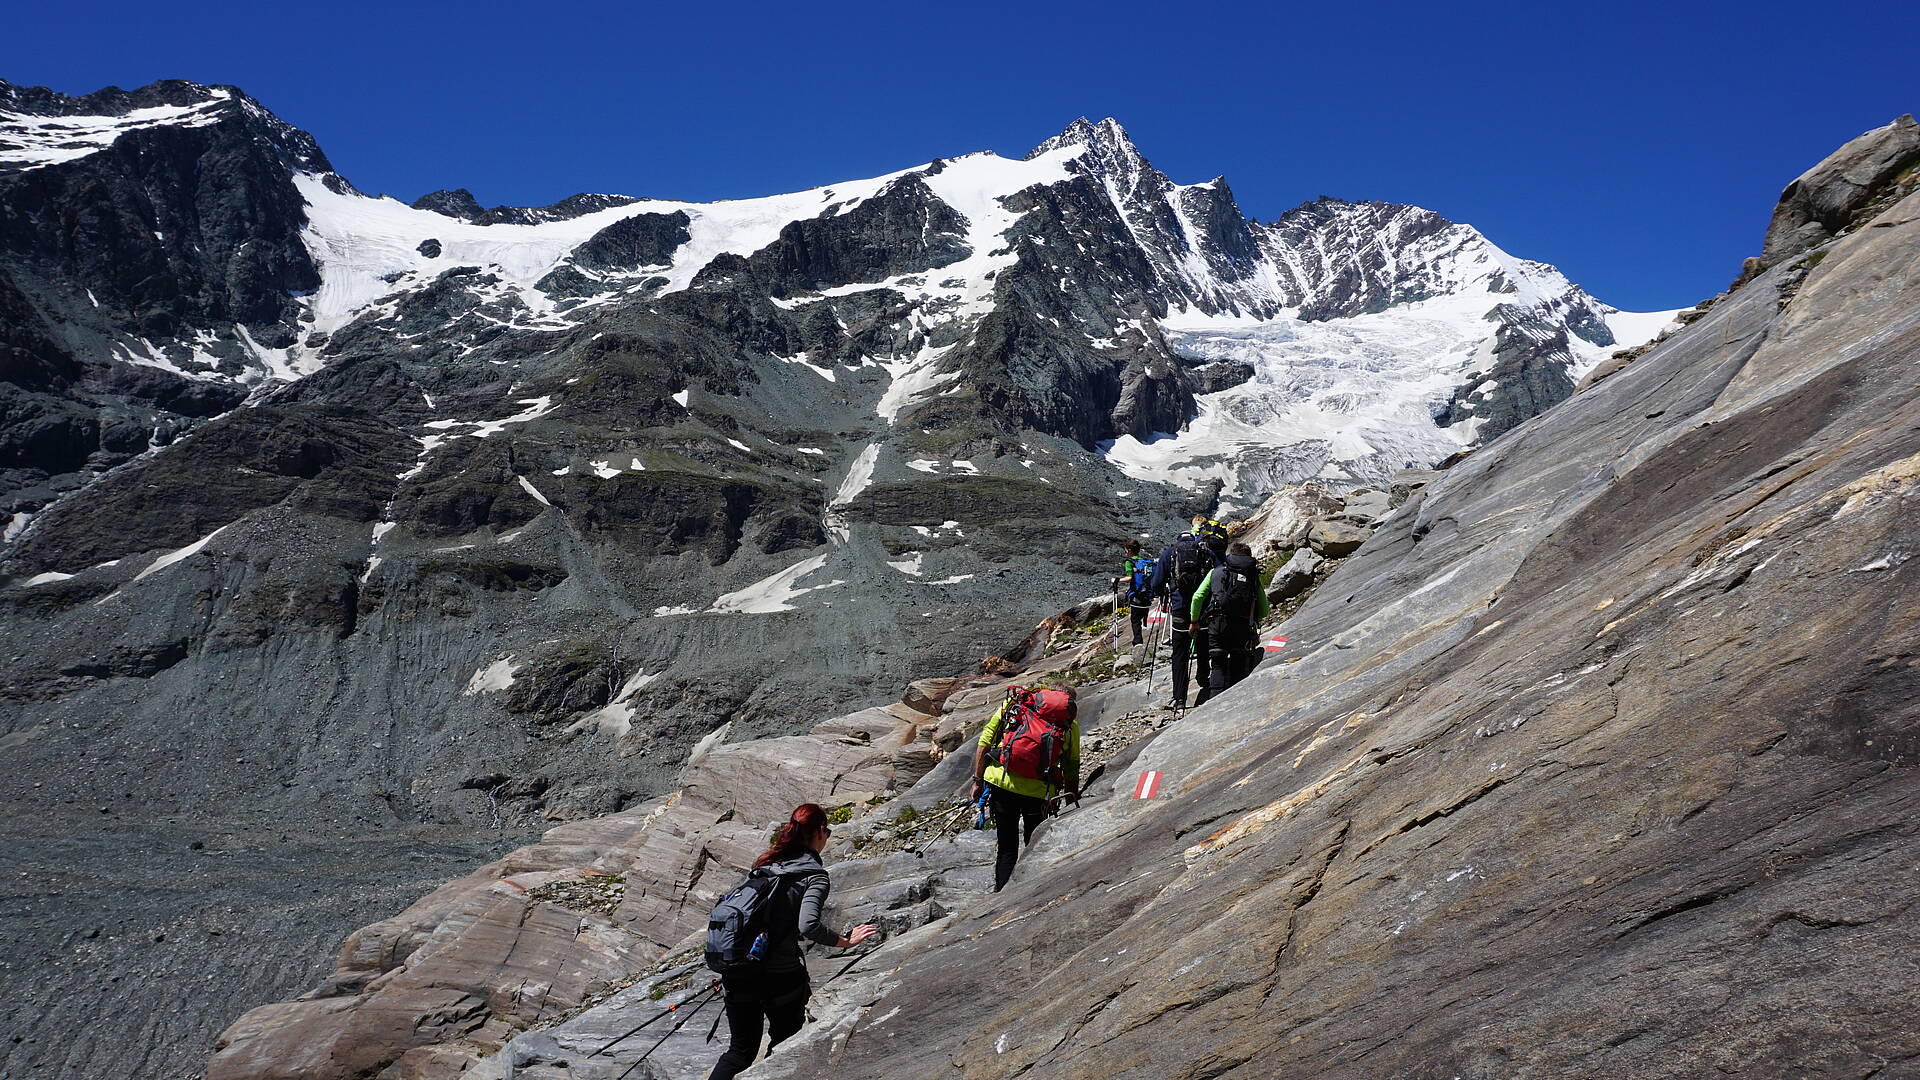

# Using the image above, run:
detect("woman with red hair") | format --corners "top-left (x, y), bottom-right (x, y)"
top-left (708, 803), bottom-right (877, 1080)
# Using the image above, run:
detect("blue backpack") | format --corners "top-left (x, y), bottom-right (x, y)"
top-left (1125, 556), bottom-right (1155, 605)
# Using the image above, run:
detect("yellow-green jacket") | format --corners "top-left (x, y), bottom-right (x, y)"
top-left (977, 702), bottom-right (1080, 799)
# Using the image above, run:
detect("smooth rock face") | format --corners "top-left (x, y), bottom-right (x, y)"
top-left (738, 164), bottom-right (1920, 1080)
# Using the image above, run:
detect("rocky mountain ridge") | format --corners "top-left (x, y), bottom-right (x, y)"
top-left (196, 113), bottom-right (1920, 1080)
top-left (1, 77), bottom-right (1700, 1080)
top-left (0, 82), bottom-right (1681, 834)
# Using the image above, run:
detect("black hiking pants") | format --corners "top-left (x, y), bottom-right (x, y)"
top-left (1170, 614), bottom-right (1209, 705)
top-left (1206, 628), bottom-right (1259, 699)
top-left (709, 967), bottom-right (810, 1080)
top-left (1128, 601), bottom-right (1149, 645)
top-left (990, 785), bottom-right (1051, 891)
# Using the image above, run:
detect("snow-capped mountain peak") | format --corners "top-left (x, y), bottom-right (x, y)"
top-left (1028, 116), bottom-right (1145, 170)
top-left (0, 79), bottom-right (1677, 545)
top-left (0, 78), bottom-right (328, 175)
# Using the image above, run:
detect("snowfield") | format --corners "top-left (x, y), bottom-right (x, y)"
top-left (0, 90), bottom-right (233, 171)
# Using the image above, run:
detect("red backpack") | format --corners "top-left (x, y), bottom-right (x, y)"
top-left (992, 687), bottom-right (1076, 783)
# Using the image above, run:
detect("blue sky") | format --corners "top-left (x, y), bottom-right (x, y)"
top-left (5, 0), bottom-right (1915, 310)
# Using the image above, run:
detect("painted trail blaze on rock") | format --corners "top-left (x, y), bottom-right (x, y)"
top-left (1134, 770), bottom-right (1163, 799)
top-left (1262, 635), bottom-right (1288, 652)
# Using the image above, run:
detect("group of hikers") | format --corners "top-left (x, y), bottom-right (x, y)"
top-left (1119, 513), bottom-right (1270, 709)
top-left (699, 512), bottom-right (1274, 1078)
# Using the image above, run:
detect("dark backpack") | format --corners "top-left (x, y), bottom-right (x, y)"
top-left (704, 866), bottom-right (806, 974)
top-left (1206, 564), bottom-right (1259, 638)
top-left (1125, 556), bottom-right (1155, 605)
top-left (1171, 535), bottom-right (1211, 599)
top-left (991, 687), bottom-right (1075, 784)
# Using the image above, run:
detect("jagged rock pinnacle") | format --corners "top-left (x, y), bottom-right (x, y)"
top-left (1025, 116), bottom-right (1141, 163)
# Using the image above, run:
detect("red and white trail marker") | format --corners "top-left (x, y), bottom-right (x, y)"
top-left (1134, 770), bottom-right (1163, 799)
top-left (1261, 635), bottom-right (1289, 653)
top-left (1145, 608), bottom-right (1167, 624)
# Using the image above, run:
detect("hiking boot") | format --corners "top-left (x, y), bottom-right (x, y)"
top-left (1165, 698), bottom-right (1186, 710)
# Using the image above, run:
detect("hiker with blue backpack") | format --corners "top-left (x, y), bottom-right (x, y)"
top-left (970, 686), bottom-right (1080, 891)
top-left (1117, 539), bottom-right (1157, 645)
top-left (704, 803), bottom-right (877, 1080)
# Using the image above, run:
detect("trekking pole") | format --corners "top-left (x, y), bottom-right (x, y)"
top-left (1144, 601), bottom-right (1163, 698)
top-left (906, 802), bottom-right (969, 857)
top-left (593, 980), bottom-right (720, 1058)
top-left (614, 982), bottom-right (722, 1080)
top-left (910, 802), bottom-right (973, 857)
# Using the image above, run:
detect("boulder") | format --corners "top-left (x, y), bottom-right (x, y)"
top-left (682, 735), bottom-right (896, 823)
top-left (1235, 482), bottom-right (1345, 556)
top-left (812, 705), bottom-right (913, 743)
top-left (1751, 114), bottom-right (1920, 275)
top-left (1306, 517), bottom-right (1370, 558)
top-left (902, 676), bottom-right (969, 715)
top-left (1339, 488), bottom-right (1391, 522)
top-left (1266, 547), bottom-right (1322, 603)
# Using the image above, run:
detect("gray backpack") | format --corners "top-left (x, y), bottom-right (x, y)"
top-left (705, 867), bottom-right (785, 973)
top-left (707, 862), bottom-right (829, 974)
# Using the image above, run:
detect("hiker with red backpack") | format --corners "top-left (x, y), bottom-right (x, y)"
top-left (703, 804), bottom-right (878, 1080)
top-left (1189, 541), bottom-right (1270, 701)
top-left (969, 687), bottom-right (1081, 891)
